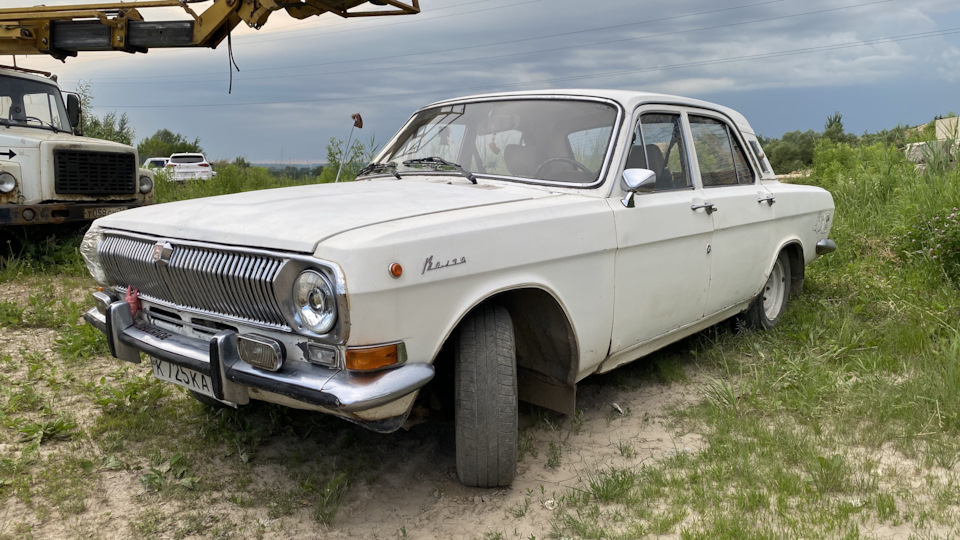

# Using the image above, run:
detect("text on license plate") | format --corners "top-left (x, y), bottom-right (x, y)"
top-left (83, 207), bottom-right (125, 219)
top-left (151, 357), bottom-right (215, 399)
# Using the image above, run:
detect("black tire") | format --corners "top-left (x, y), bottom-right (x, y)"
top-left (455, 304), bottom-right (518, 487)
top-left (742, 250), bottom-right (792, 330)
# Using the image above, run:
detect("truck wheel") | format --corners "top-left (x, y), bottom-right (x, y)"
top-left (742, 250), bottom-right (791, 330)
top-left (455, 304), bottom-right (518, 487)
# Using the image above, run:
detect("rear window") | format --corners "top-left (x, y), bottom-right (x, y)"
top-left (170, 154), bottom-right (204, 164)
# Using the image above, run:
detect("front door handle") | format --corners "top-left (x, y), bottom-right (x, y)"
top-left (691, 202), bottom-right (717, 215)
top-left (758, 195), bottom-right (776, 205)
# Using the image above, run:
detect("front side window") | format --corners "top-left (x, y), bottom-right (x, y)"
top-left (376, 98), bottom-right (619, 185)
top-left (689, 116), bottom-right (755, 186)
top-left (624, 113), bottom-right (691, 191)
top-left (0, 76), bottom-right (70, 132)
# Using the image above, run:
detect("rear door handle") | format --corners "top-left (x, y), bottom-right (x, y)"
top-left (691, 202), bottom-right (717, 215)
top-left (758, 195), bottom-right (776, 205)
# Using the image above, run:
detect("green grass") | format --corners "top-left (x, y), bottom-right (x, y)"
top-left (3, 146), bottom-right (960, 537)
top-left (552, 140), bottom-right (960, 538)
top-left (152, 165), bottom-right (318, 204)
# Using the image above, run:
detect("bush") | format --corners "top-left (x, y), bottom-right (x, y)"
top-left (900, 207), bottom-right (960, 283)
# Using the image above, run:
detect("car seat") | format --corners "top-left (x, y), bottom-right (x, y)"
top-left (504, 144), bottom-right (546, 177)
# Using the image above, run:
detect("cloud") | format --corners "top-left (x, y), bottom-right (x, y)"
top-left (11, 0), bottom-right (960, 160)
top-left (938, 46), bottom-right (960, 82)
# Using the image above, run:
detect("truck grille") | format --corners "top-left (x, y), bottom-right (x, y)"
top-left (54, 150), bottom-right (137, 195)
top-left (99, 233), bottom-right (289, 328)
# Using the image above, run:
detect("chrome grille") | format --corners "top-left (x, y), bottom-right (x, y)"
top-left (99, 234), bottom-right (288, 327)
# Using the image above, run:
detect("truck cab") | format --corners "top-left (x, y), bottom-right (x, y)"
top-left (0, 65), bottom-right (153, 226)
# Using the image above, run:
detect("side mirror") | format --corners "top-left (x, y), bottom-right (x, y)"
top-left (621, 168), bottom-right (656, 208)
top-left (66, 94), bottom-right (82, 134)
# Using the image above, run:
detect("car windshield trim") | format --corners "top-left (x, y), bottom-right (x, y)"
top-left (376, 96), bottom-right (623, 189)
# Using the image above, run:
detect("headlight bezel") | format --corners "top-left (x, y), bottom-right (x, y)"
top-left (79, 224), bottom-right (109, 286)
top-left (273, 258), bottom-right (349, 343)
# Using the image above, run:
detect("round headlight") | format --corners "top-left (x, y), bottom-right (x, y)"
top-left (293, 270), bottom-right (337, 334)
top-left (0, 171), bottom-right (16, 194)
top-left (139, 175), bottom-right (154, 194)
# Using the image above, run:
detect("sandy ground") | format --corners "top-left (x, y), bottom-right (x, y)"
top-left (0, 302), bottom-right (703, 539)
top-left (2, 282), bottom-right (955, 539)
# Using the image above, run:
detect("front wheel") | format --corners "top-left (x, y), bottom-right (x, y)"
top-left (455, 305), bottom-right (518, 487)
top-left (741, 250), bottom-right (791, 330)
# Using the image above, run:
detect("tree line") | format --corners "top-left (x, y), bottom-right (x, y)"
top-left (758, 111), bottom-right (948, 174)
top-left (76, 82), bottom-right (380, 182)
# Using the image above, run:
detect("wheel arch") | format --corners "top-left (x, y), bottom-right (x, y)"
top-left (778, 240), bottom-right (805, 296)
top-left (429, 286), bottom-right (580, 416)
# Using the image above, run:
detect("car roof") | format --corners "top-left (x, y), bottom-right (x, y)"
top-left (423, 89), bottom-right (757, 135)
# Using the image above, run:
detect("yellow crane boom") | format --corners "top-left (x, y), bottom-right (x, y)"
top-left (0, 0), bottom-right (420, 60)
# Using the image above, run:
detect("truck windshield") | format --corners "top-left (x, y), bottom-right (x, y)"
top-left (376, 98), bottom-right (619, 185)
top-left (0, 75), bottom-right (70, 132)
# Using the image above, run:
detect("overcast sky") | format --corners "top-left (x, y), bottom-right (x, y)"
top-left (13, 0), bottom-right (960, 163)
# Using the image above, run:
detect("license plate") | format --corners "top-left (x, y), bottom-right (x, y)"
top-left (83, 207), bottom-right (125, 219)
top-left (150, 357), bottom-right (215, 399)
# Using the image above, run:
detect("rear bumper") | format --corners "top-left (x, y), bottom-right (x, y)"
top-left (83, 300), bottom-right (434, 413)
top-left (0, 202), bottom-right (143, 226)
top-left (171, 171), bottom-right (214, 181)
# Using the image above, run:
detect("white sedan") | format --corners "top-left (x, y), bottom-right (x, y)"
top-left (165, 152), bottom-right (215, 181)
top-left (81, 90), bottom-right (835, 488)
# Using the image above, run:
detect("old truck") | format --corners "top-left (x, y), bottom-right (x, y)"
top-left (0, 0), bottom-right (421, 225)
top-left (0, 64), bottom-right (153, 226)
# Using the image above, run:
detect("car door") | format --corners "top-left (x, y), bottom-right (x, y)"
top-left (609, 110), bottom-right (714, 354)
top-left (686, 113), bottom-right (776, 316)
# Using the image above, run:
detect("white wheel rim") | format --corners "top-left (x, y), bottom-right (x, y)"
top-left (762, 259), bottom-right (786, 321)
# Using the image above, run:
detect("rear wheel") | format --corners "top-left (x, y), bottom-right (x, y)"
top-left (742, 250), bottom-right (791, 330)
top-left (455, 305), bottom-right (518, 487)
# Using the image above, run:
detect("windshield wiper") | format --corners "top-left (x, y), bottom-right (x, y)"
top-left (357, 162), bottom-right (401, 179)
top-left (402, 156), bottom-right (477, 184)
top-left (2, 117), bottom-right (65, 133)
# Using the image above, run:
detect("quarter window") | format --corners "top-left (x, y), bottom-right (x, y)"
top-left (689, 116), bottom-right (755, 186)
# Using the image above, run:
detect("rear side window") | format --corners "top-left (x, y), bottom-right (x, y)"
top-left (748, 140), bottom-right (771, 174)
top-left (689, 116), bottom-right (755, 186)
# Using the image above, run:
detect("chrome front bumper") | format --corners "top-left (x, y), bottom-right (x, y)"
top-left (84, 300), bottom-right (434, 414)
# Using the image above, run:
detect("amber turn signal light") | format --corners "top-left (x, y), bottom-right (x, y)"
top-left (346, 343), bottom-right (401, 371)
top-left (389, 263), bottom-right (403, 278)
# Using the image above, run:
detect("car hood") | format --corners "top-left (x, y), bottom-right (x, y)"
top-left (95, 179), bottom-right (551, 253)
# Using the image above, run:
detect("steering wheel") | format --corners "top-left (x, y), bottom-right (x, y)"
top-left (535, 157), bottom-right (591, 177)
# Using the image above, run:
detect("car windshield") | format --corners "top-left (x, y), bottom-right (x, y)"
top-left (376, 98), bottom-right (619, 185)
top-left (0, 75), bottom-right (70, 132)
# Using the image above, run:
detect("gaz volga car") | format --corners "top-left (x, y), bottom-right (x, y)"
top-left (81, 90), bottom-right (835, 487)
